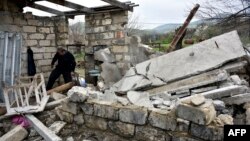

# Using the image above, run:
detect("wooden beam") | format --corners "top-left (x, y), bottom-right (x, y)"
top-left (45, 0), bottom-right (94, 14)
top-left (101, 0), bottom-right (132, 11)
top-left (29, 3), bottom-right (64, 15)
top-left (26, 114), bottom-right (62, 141)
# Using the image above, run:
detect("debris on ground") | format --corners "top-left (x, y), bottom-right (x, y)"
top-left (1, 31), bottom-right (250, 141)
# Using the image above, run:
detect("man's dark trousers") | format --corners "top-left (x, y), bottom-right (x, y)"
top-left (46, 68), bottom-right (72, 90)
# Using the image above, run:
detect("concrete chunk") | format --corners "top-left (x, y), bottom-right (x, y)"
top-left (0, 125), bottom-right (28, 141)
top-left (177, 99), bottom-right (216, 125)
top-left (48, 121), bottom-right (66, 134)
top-left (127, 91), bottom-right (153, 108)
top-left (191, 95), bottom-right (205, 106)
top-left (67, 86), bottom-right (89, 103)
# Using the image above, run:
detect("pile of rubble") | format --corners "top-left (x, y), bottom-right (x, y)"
top-left (1, 30), bottom-right (250, 141)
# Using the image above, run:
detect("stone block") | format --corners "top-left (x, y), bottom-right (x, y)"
top-left (74, 114), bottom-right (84, 125)
top-left (0, 125), bottom-right (28, 141)
top-left (176, 118), bottom-right (190, 132)
top-left (115, 31), bottom-right (125, 39)
top-left (25, 40), bottom-right (38, 46)
top-left (119, 106), bottom-right (148, 125)
top-left (61, 100), bottom-right (77, 115)
top-left (177, 99), bottom-right (216, 125)
top-left (41, 66), bottom-right (51, 72)
top-left (39, 40), bottom-right (51, 46)
top-left (112, 46), bottom-right (128, 53)
top-left (84, 115), bottom-right (108, 130)
top-left (44, 20), bottom-right (54, 26)
top-left (190, 123), bottom-right (223, 141)
top-left (43, 53), bottom-right (52, 59)
top-left (0, 15), bottom-right (13, 24)
top-left (38, 59), bottom-right (51, 66)
top-left (135, 126), bottom-right (167, 141)
top-left (222, 93), bottom-right (250, 105)
top-left (57, 39), bottom-right (69, 46)
top-left (48, 121), bottom-right (66, 134)
top-left (93, 103), bottom-right (119, 120)
top-left (44, 47), bottom-right (57, 53)
top-left (102, 32), bottom-right (114, 39)
top-left (172, 135), bottom-right (202, 141)
top-left (80, 103), bottom-right (94, 115)
top-left (113, 16), bottom-right (128, 24)
top-left (29, 33), bottom-right (45, 40)
top-left (58, 26), bottom-right (68, 33)
top-left (149, 109), bottom-right (177, 131)
top-left (38, 27), bottom-right (50, 33)
top-left (46, 34), bottom-right (56, 40)
top-left (27, 19), bottom-right (42, 26)
top-left (115, 54), bottom-right (123, 61)
top-left (23, 26), bottom-right (36, 33)
top-left (14, 16), bottom-right (27, 25)
top-left (102, 19), bottom-right (112, 25)
top-left (50, 27), bottom-right (54, 33)
top-left (55, 107), bottom-right (74, 123)
top-left (108, 121), bottom-right (135, 137)
top-left (33, 53), bottom-right (43, 60)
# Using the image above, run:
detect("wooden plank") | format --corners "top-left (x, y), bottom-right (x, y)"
top-left (46, 0), bottom-right (94, 13)
top-left (29, 3), bottom-right (63, 15)
top-left (47, 82), bottom-right (74, 95)
top-left (101, 0), bottom-right (132, 11)
top-left (26, 114), bottom-right (62, 141)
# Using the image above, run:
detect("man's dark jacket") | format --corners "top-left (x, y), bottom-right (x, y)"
top-left (51, 51), bottom-right (76, 72)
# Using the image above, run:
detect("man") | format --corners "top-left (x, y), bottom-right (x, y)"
top-left (46, 48), bottom-right (76, 90)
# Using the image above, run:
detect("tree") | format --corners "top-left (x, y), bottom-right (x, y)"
top-left (69, 22), bottom-right (85, 44)
top-left (125, 13), bottom-right (143, 36)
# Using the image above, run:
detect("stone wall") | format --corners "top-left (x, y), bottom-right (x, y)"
top-left (50, 99), bottom-right (223, 141)
top-left (0, 11), bottom-right (69, 82)
top-left (85, 11), bottom-right (132, 75)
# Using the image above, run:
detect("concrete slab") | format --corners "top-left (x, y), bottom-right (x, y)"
top-left (101, 62), bottom-right (122, 86)
top-left (137, 31), bottom-right (245, 82)
top-left (147, 69), bottom-right (228, 95)
top-left (49, 121), bottom-right (66, 134)
top-left (26, 114), bottom-right (62, 141)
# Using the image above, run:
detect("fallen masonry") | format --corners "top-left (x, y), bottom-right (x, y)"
top-left (1, 31), bottom-right (250, 140)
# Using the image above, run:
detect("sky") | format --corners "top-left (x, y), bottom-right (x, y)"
top-left (23, 0), bottom-right (200, 29)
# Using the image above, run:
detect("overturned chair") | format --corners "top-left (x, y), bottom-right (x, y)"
top-left (3, 73), bottom-right (49, 116)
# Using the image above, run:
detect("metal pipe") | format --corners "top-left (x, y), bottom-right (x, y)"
top-left (10, 35), bottom-right (17, 86)
top-left (2, 33), bottom-right (8, 83)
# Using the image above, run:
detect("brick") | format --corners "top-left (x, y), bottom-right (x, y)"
top-left (41, 66), bottom-right (51, 72)
top-left (102, 19), bottom-right (112, 25)
top-left (85, 115), bottom-right (108, 130)
top-left (38, 27), bottom-right (50, 33)
top-left (112, 46), bottom-right (128, 53)
top-left (50, 27), bottom-right (54, 33)
top-left (149, 109), bottom-right (177, 131)
top-left (44, 53), bottom-right (52, 59)
top-left (119, 106), bottom-right (148, 125)
top-left (23, 26), bottom-right (36, 33)
top-left (44, 47), bottom-right (57, 53)
top-left (25, 40), bottom-right (38, 46)
top-left (108, 121), bottom-right (135, 137)
top-left (33, 54), bottom-right (43, 60)
top-left (27, 19), bottom-right (40, 26)
top-left (14, 16), bottom-right (27, 25)
top-left (29, 33), bottom-right (45, 39)
top-left (39, 40), bottom-right (51, 46)
top-left (38, 59), bottom-right (51, 66)
top-left (46, 34), bottom-right (55, 40)
top-left (93, 103), bottom-right (119, 120)
top-left (0, 125), bottom-right (28, 141)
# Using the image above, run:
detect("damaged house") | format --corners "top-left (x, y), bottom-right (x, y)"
top-left (1, 0), bottom-right (250, 141)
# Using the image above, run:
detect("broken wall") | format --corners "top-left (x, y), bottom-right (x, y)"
top-left (85, 11), bottom-right (133, 75)
top-left (0, 7), bottom-right (69, 82)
